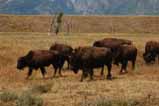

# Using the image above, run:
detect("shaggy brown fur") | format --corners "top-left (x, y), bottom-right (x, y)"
top-left (50, 43), bottom-right (73, 69)
top-left (17, 50), bottom-right (65, 79)
top-left (93, 38), bottom-right (132, 58)
top-left (115, 44), bottom-right (137, 73)
top-left (69, 46), bottom-right (113, 82)
top-left (143, 41), bottom-right (159, 63)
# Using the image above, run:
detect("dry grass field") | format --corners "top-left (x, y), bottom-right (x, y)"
top-left (0, 32), bottom-right (159, 106)
top-left (0, 15), bottom-right (159, 34)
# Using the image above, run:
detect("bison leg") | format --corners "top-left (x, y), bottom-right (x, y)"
top-left (58, 62), bottom-right (64, 77)
top-left (53, 68), bottom-right (57, 77)
top-left (100, 66), bottom-right (105, 79)
top-left (124, 61), bottom-right (128, 73)
top-left (52, 64), bottom-right (58, 78)
top-left (132, 59), bottom-right (136, 70)
top-left (120, 61), bottom-right (124, 74)
top-left (80, 70), bottom-right (84, 82)
top-left (67, 62), bottom-right (70, 69)
top-left (106, 64), bottom-right (112, 80)
top-left (80, 69), bottom-right (88, 82)
top-left (67, 59), bottom-right (70, 69)
top-left (40, 67), bottom-right (46, 79)
top-left (26, 68), bottom-right (33, 79)
top-left (121, 60), bottom-right (128, 73)
top-left (100, 66), bottom-right (104, 77)
top-left (58, 67), bottom-right (63, 77)
top-left (120, 66), bottom-right (123, 74)
top-left (89, 69), bottom-right (94, 81)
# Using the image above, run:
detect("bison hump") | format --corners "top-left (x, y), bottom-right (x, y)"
top-left (26, 50), bottom-right (34, 60)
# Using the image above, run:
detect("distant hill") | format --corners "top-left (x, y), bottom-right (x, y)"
top-left (0, 0), bottom-right (159, 15)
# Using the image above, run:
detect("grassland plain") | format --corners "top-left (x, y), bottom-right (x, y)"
top-left (0, 32), bottom-right (159, 106)
top-left (0, 15), bottom-right (159, 34)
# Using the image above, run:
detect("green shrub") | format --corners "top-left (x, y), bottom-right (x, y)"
top-left (30, 83), bottom-right (53, 94)
top-left (0, 91), bottom-right (18, 102)
top-left (81, 98), bottom-right (140, 106)
top-left (16, 91), bottom-right (43, 106)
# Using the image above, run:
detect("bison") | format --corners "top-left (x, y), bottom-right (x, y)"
top-left (114, 44), bottom-right (137, 74)
top-left (93, 38), bottom-right (132, 58)
top-left (102, 38), bottom-right (132, 45)
top-left (93, 38), bottom-right (132, 47)
top-left (17, 50), bottom-right (65, 79)
top-left (143, 41), bottom-right (159, 64)
top-left (50, 43), bottom-right (73, 69)
top-left (69, 46), bottom-right (113, 82)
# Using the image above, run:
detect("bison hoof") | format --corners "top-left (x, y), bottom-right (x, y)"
top-left (124, 71), bottom-right (128, 74)
top-left (120, 71), bottom-right (128, 75)
top-left (80, 79), bottom-right (83, 82)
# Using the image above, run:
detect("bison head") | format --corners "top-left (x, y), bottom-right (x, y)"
top-left (143, 52), bottom-right (156, 64)
top-left (17, 57), bottom-right (27, 70)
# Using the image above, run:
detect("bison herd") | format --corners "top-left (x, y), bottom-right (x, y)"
top-left (17, 38), bottom-right (159, 81)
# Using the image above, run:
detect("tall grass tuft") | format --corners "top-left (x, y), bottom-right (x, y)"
top-left (0, 91), bottom-right (18, 102)
top-left (16, 91), bottom-right (43, 106)
top-left (80, 97), bottom-right (140, 106)
top-left (30, 83), bottom-right (53, 94)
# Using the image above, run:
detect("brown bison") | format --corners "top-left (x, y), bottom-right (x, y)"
top-left (93, 38), bottom-right (132, 57)
top-left (143, 41), bottom-right (159, 63)
top-left (102, 38), bottom-right (132, 45)
top-left (69, 46), bottom-right (113, 82)
top-left (93, 38), bottom-right (132, 47)
top-left (17, 50), bottom-right (65, 79)
top-left (50, 43), bottom-right (73, 69)
top-left (114, 44), bottom-right (137, 73)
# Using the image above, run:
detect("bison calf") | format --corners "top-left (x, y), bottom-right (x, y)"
top-left (50, 43), bottom-right (73, 69)
top-left (114, 44), bottom-right (137, 74)
top-left (69, 46), bottom-right (113, 82)
top-left (17, 50), bottom-right (65, 79)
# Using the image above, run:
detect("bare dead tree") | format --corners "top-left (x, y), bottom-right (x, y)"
top-left (49, 12), bottom-right (63, 36)
top-left (65, 17), bottom-right (73, 35)
top-left (110, 18), bottom-right (114, 34)
top-left (49, 14), bottom-right (56, 36)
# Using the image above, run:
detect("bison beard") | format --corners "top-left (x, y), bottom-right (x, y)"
top-left (49, 43), bottom-right (73, 69)
top-left (69, 47), bottom-right (113, 82)
top-left (17, 50), bottom-right (65, 79)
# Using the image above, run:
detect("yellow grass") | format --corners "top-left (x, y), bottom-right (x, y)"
top-left (0, 15), bottom-right (159, 34)
top-left (0, 32), bottom-right (159, 106)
